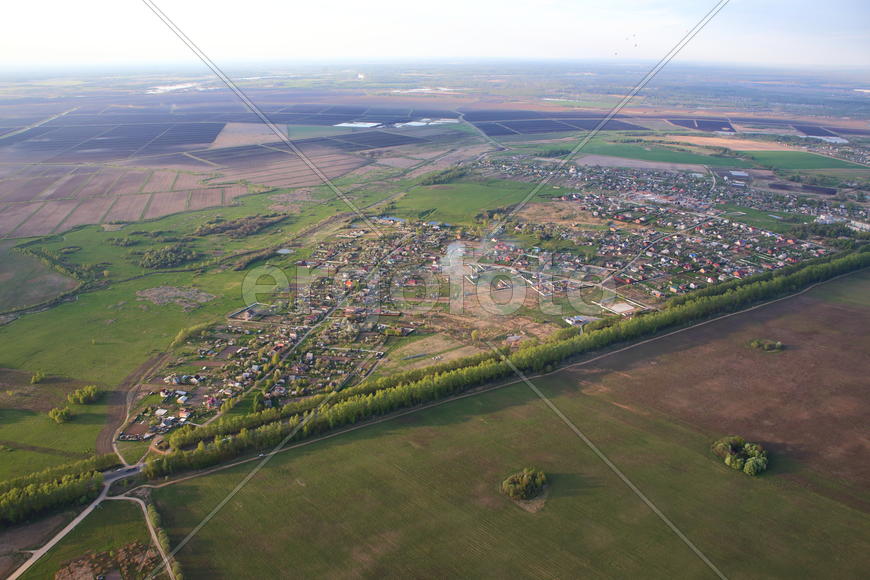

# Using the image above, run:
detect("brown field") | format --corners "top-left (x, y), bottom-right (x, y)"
top-left (111, 170), bottom-right (150, 195)
top-left (39, 171), bottom-right (89, 200)
top-left (517, 201), bottom-right (616, 228)
top-left (658, 135), bottom-right (793, 151)
top-left (0, 202), bottom-right (41, 236)
top-left (103, 194), bottom-right (150, 223)
top-left (209, 122), bottom-right (278, 148)
top-left (0, 176), bottom-right (59, 202)
top-left (551, 270), bottom-right (870, 508)
top-left (187, 188), bottom-right (224, 211)
top-left (141, 170), bottom-right (177, 193)
top-left (56, 197), bottom-right (115, 229)
top-left (143, 191), bottom-right (189, 219)
top-left (172, 172), bottom-right (207, 191)
top-left (74, 168), bottom-right (126, 199)
top-left (13, 200), bottom-right (78, 236)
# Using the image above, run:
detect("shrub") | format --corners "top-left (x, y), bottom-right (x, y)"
top-left (48, 406), bottom-right (72, 424)
top-left (68, 385), bottom-right (100, 405)
top-left (501, 467), bottom-right (547, 500)
top-left (30, 371), bottom-right (46, 385)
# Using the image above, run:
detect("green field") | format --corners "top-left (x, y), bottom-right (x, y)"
top-left (738, 150), bottom-right (866, 170)
top-left (717, 204), bottom-right (813, 233)
top-left (153, 373), bottom-right (869, 578)
top-left (21, 500), bottom-right (154, 580)
top-left (580, 141), bottom-right (753, 167)
top-left (391, 179), bottom-right (550, 224)
top-left (0, 240), bottom-right (78, 313)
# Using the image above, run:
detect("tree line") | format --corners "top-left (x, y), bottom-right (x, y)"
top-left (0, 471), bottom-right (103, 525)
top-left (0, 454), bottom-right (118, 495)
top-left (144, 250), bottom-right (869, 479)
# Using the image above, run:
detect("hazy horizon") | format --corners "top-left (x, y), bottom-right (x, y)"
top-left (3, 0), bottom-right (868, 70)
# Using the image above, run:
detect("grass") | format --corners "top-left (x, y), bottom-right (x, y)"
top-left (580, 141), bottom-right (753, 167)
top-left (0, 240), bottom-right (78, 313)
top-left (737, 150), bottom-right (866, 170)
top-left (0, 401), bottom-right (108, 480)
top-left (153, 373), bottom-right (869, 578)
top-left (717, 203), bottom-right (813, 233)
top-left (21, 500), bottom-right (153, 580)
top-left (390, 179), bottom-right (549, 225)
top-left (116, 440), bottom-right (152, 465)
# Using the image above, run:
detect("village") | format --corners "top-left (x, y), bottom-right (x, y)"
top-left (116, 169), bottom-right (844, 446)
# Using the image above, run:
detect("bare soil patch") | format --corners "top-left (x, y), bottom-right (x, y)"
top-left (573, 154), bottom-right (702, 172)
top-left (136, 286), bottom-right (215, 310)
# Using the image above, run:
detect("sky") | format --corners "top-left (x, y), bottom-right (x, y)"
top-left (1, 0), bottom-right (868, 70)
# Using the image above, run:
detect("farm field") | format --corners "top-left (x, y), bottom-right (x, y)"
top-left (390, 179), bottom-right (548, 224)
top-left (19, 500), bottom-right (156, 580)
top-left (550, 269), bottom-right (870, 508)
top-left (738, 150), bottom-right (866, 170)
top-left (578, 141), bottom-right (753, 167)
top-left (0, 240), bottom-right (77, 312)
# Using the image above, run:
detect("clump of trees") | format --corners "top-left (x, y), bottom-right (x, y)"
top-left (749, 339), bottom-right (783, 352)
top-left (30, 371), bottom-right (46, 384)
top-left (68, 385), bottom-right (100, 404)
top-left (501, 467), bottom-right (547, 500)
top-left (107, 236), bottom-right (138, 247)
top-left (137, 243), bottom-right (198, 269)
top-left (711, 436), bottom-right (769, 476)
top-left (194, 214), bottom-right (285, 238)
top-left (48, 406), bottom-right (72, 424)
top-left (419, 166), bottom-right (469, 186)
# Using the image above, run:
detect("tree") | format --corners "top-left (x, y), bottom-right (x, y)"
top-left (251, 392), bottom-right (264, 413)
top-left (30, 371), bottom-right (46, 385)
top-left (48, 407), bottom-right (72, 424)
top-left (501, 467), bottom-right (547, 500)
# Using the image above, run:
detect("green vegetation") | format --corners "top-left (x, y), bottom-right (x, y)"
top-left (30, 371), bottom-right (45, 385)
top-left (418, 166), bottom-right (470, 186)
top-left (48, 406), bottom-right (72, 424)
top-left (0, 470), bottom-right (101, 525)
top-left (579, 140), bottom-right (753, 167)
top-left (749, 338), bottom-right (784, 352)
top-left (67, 385), bottom-right (100, 405)
top-left (717, 203), bottom-right (812, 233)
top-left (501, 467), bottom-right (547, 500)
top-left (20, 500), bottom-right (153, 580)
top-left (0, 454), bottom-right (118, 494)
top-left (391, 179), bottom-right (542, 224)
top-left (137, 243), bottom-right (199, 269)
top-left (153, 374), bottom-right (870, 578)
top-left (738, 150), bottom-right (865, 170)
top-left (711, 436), bottom-right (770, 476)
top-left (193, 214), bottom-right (286, 238)
top-left (0, 240), bottom-right (78, 313)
